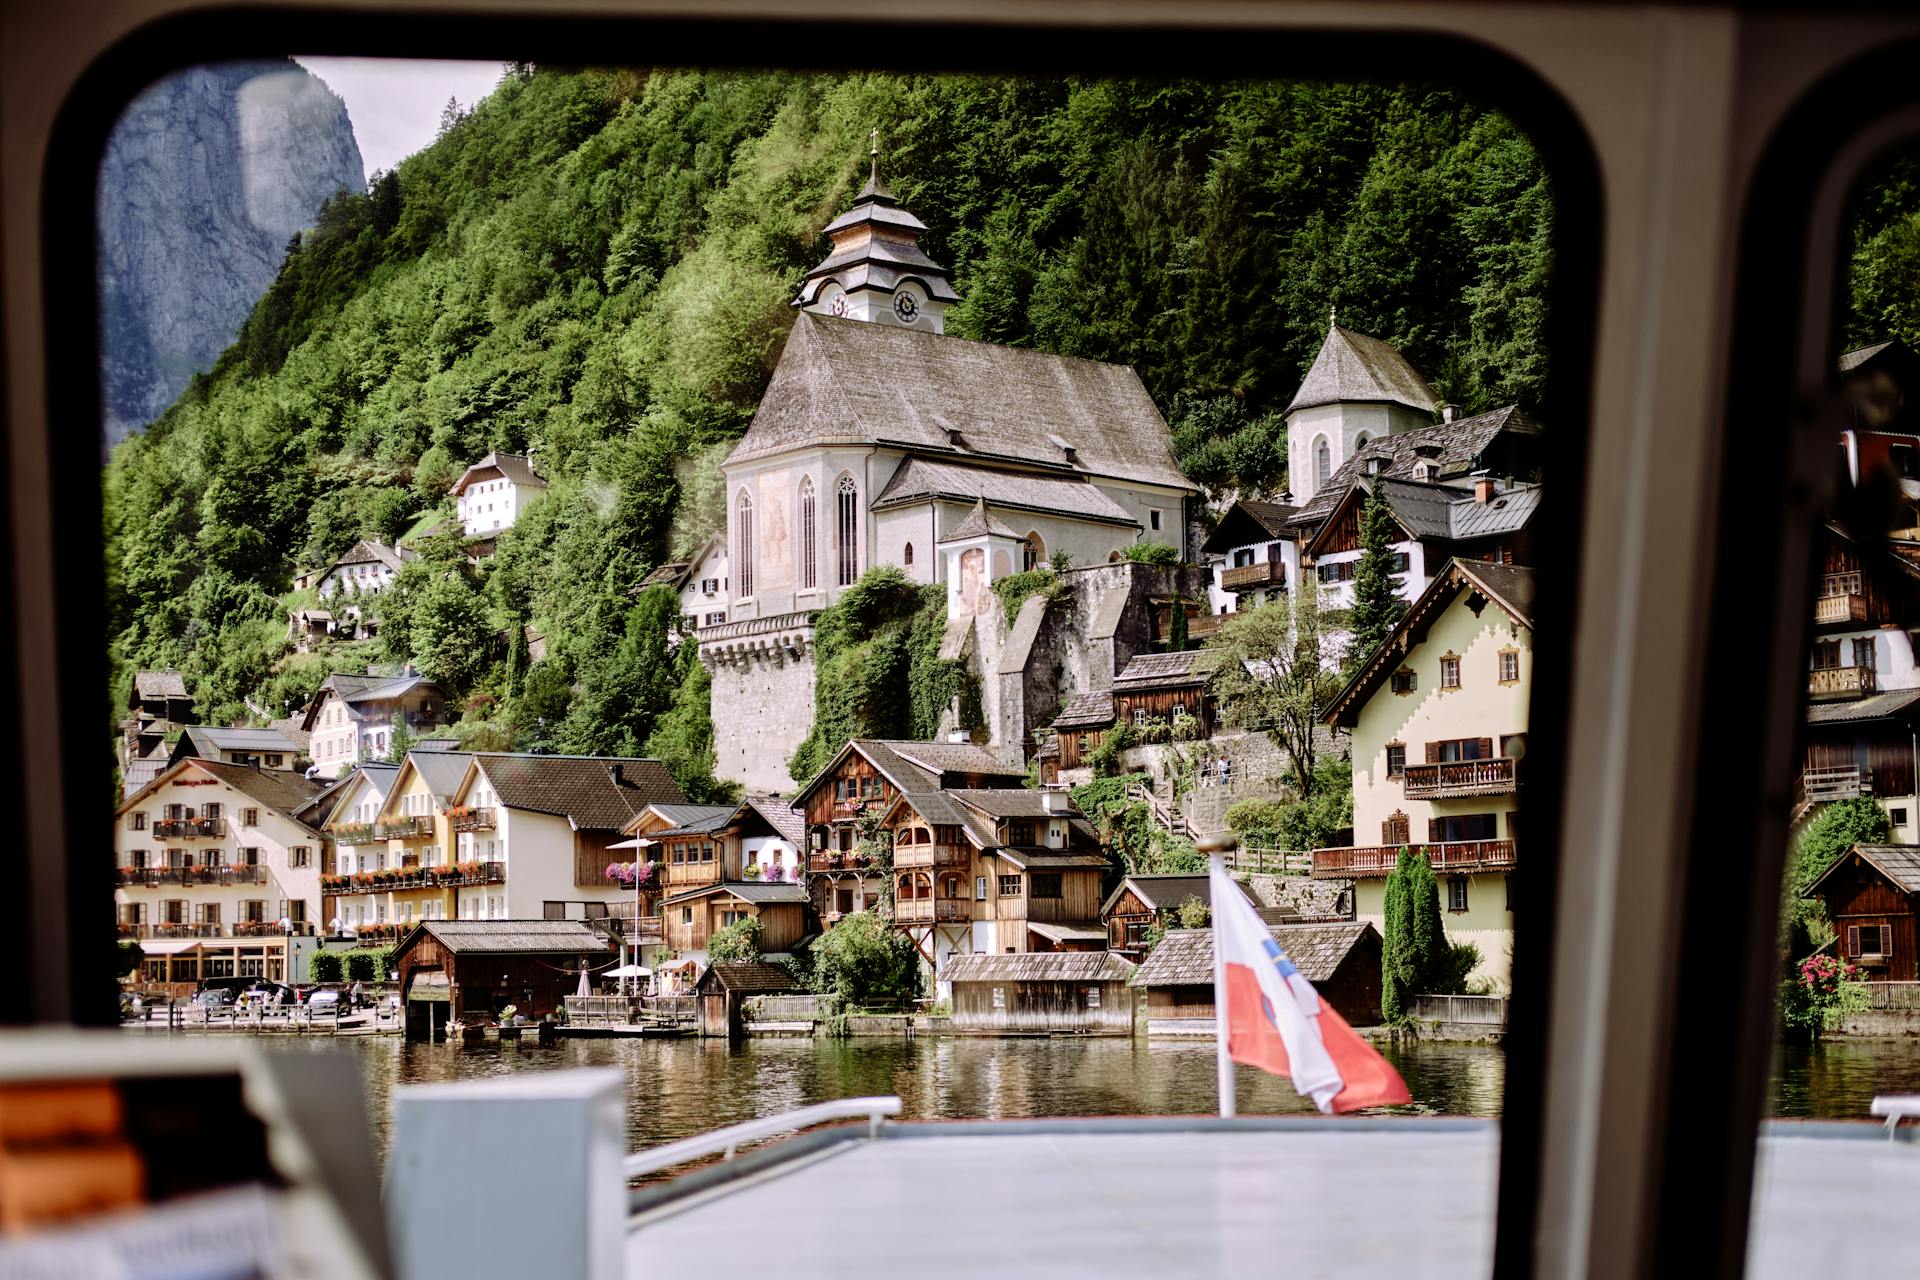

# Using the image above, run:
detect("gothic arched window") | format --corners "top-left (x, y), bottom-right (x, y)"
top-left (1314, 437), bottom-right (1332, 488)
top-left (736, 490), bottom-right (755, 598)
top-left (903, 542), bottom-right (914, 567)
top-left (1023, 531), bottom-right (1045, 572)
top-left (836, 475), bottom-right (860, 586)
top-left (799, 476), bottom-right (817, 590)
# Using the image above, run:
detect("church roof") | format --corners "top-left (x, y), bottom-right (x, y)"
top-left (798, 173), bottom-right (959, 307)
top-left (875, 457), bottom-right (1138, 527)
top-left (1290, 406), bottom-right (1541, 529)
top-left (938, 499), bottom-right (1022, 544)
top-left (733, 313), bottom-right (1194, 494)
top-left (1285, 325), bottom-right (1439, 417)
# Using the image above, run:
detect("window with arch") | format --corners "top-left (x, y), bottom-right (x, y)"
top-left (903, 542), bottom-right (914, 567)
top-left (836, 475), bottom-right (859, 586)
top-left (1356, 432), bottom-right (1371, 449)
top-left (736, 489), bottom-right (755, 598)
top-left (1314, 437), bottom-right (1332, 488)
top-left (1023, 530), bottom-right (1045, 571)
top-left (799, 476), bottom-right (817, 590)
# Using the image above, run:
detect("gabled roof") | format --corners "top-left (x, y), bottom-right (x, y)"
top-left (937, 498), bottom-right (1022, 544)
top-left (946, 789), bottom-right (1062, 819)
top-left (450, 451), bottom-right (546, 495)
top-left (1803, 844), bottom-right (1920, 897)
top-left (1112, 649), bottom-right (1205, 691)
top-left (174, 725), bottom-right (304, 760)
top-left (640, 561), bottom-right (691, 589)
top-left (1284, 326), bottom-right (1438, 417)
top-left (1805, 688), bottom-right (1920, 726)
top-left (117, 758), bottom-right (327, 827)
top-left (940, 951), bottom-right (1136, 984)
top-left (990, 850), bottom-right (1108, 871)
top-left (327, 538), bottom-right (413, 575)
top-left (391, 750), bottom-right (473, 807)
top-left (133, 670), bottom-right (189, 701)
top-left (463, 754), bottom-right (685, 831)
top-left (1291, 407), bottom-right (1542, 528)
top-left (1201, 500), bottom-right (1299, 555)
top-left (876, 458), bottom-right (1139, 528)
top-left (323, 764), bottom-right (401, 824)
top-left (742, 795), bottom-right (807, 846)
top-left (400, 920), bottom-right (612, 955)
top-left (695, 962), bottom-right (801, 994)
top-left (1050, 690), bottom-right (1116, 731)
top-left (728, 313), bottom-right (1194, 494)
top-left (1324, 559), bottom-right (1536, 728)
top-left (1099, 872), bottom-right (1255, 919)
top-left (1130, 922), bottom-right (1379, 987)
top-left (662, 882), bottom-right (811, 907)
top-left (629, 803), bottom-right (739, 836)
top-left (793, 737), bottom-right (1027, 812)
top-left (1303, 477), bottom-right (1542, 558)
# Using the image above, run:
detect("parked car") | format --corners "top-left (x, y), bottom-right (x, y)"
top-left (191, 988), bottom-right (233, 1008)
top-left (305, 989), bottom-right (341, 1015)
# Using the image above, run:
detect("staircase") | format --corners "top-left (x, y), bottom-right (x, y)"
top-left (1126, 781), bottom-right (1189, 839)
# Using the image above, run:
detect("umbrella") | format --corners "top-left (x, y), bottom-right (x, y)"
top-left (575, 969), bottom-right (591, 997)
top-left (605, 964), bottom-right (651, 979)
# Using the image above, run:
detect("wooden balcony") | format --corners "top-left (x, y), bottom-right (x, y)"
top-left (1311, 840), bottom-right (1517, 879)
top-left (893, 843), bottom-right (970, 870)
top-left (1815, 574), bottom-right (1867, 626)
top-left (1807, 665), bottom-right (1876, 701)
top-left (449, 807), bottom-right (496, 833)
top-left (330, 822), bottom-right (376, 844)
top-left (154, 817), bottom-right (226, 839)
top-left (376, 816), bottom-right (432, 839)
top-left (233, 920), bottom-right (317, 937)
top-left (808, 852), bottom-right (875, 873)
top-left (894, 898), bottom-right (969, 923)
top-left (117, 865), bottom-right (267, 887)
top-left (1401, 758), bottom-right (1517, 800)
top-left (1153, 611), bottom-right (1223, 644)
top-left (1221, 561), bottom-right (1286, 592)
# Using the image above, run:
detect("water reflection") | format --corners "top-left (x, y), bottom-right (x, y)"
top-left (1768, 1040), bottom-right (1920, 1117)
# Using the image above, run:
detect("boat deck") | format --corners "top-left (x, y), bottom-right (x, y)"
top-left (624, 1118), bottom-right (1919, 1278)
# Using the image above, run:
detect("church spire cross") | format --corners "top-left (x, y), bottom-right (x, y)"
top-left (870, 127), bottom-right (879, 187)
top-left (1329, 304), bottom-right (1338, 331)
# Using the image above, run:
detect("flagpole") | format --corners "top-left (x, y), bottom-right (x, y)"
top-left (1208, 851), bottom-right (1236, 1118)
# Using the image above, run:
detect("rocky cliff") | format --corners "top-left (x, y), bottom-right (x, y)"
top-left (97, 60), bottom-right (363, 442)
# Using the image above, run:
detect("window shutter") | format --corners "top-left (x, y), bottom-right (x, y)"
top-left (1425, 741), bottom-right (1441, 764)
top-left (1428, 818), bottom-right (1444, 842)
top-left (1478, 738), bottom-right (1494, 760)
top-left (1847, 925), bottom-right (1860, 957)
top-left (1382, 819), bottom-right (1396, 843)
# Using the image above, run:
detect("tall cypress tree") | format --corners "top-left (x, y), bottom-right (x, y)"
top-left (1381, 846), bottom-right (1416, 1022)
top-left (1347, 491), bottom-right (1407, 672)
top-left (1408, 852), bottom-right (1447, 992)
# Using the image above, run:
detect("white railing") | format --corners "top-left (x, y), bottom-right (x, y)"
top-left (622, 1096), bottom-right (901, 1179)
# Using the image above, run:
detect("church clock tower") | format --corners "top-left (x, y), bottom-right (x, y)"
top-left (794, 132), bottom-right (958, 334)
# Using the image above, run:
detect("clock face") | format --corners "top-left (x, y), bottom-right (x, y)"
top-left (828, 291), bottom-right (847, 317)
top-left (892, 290), bottom-right (919, 324)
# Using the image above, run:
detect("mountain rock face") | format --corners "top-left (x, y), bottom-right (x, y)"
top-left (98, 60), bottom-right (363, 443)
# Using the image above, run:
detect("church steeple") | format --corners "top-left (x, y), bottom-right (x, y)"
top-left (795, 134), bottom-right (958, 334)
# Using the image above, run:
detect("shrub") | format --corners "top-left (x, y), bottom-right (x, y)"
top-left (1170, 896), bottom-right (1210, 929)
top-left (991, 568), bottom-right (1067, 624)
top-left (811, 911), bottom-right (920, 1009)
top-left (1779, 953), bottom-right (1871, 1041)
top-left (707, 916), bottom-right (762, 964)
top-left (309, 950), bottom-right (344, 983)
top-left (344, 951), bottom-right (380, 982)
top-left (1121, 542), bottom-right (1180, 565)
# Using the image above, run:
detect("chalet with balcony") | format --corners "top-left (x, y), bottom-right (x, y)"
top-left (1046, 650), bottom-right (1214, 776)
top-left (301, 671), bottom-right (453, 779)
top-left (320, 751), bottom-right (485, 943)
top-left (1808, 522), bottom-right (1920, 706)
top-left (1317, 558), bottom-right (1534, 986)
top-left (120, 669), bottom-right (194, 797)
top-left (1794, 689), bottom-right (1920, 843)
top-left (115, 759), bottom-right (330, 992)
top-left (1203, 500), bottom-right (1298, 617)
top-left (655, 796), bottom-right (811, 954)
top-left (1801, 844), bottom-right (1920, 981)
top-left (168, 725), bottom-right (305, 773)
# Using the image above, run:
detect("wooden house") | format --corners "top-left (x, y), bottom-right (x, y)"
top-left (694, 961), bottom-right (800, 1038)
top-left (1128, 924), bottom-right (1385, 1034)
top-left (940, 952), bottom-right (1137, 1035)
top-left (1110, 650), bottom-right (1213, 738)
top-left (1802, 844), bottom-right (1920, 981)
top-left (1796, 688), bottom-right (1920, 840)
top-left (653, 796), bottom-right (812, 954)
top-left (1049, 691), bottom-right (1116, 772)
top-left (1100, 873), bottom-right (1258, 956)
top-left (392, 919), bottom-right (614, 1039)
top-left (1203, 499), bottom-right (1299, 617)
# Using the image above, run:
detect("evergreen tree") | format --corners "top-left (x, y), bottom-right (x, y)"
top-left (1168, 598), bottom-right (1189, 653)
top-left (1347, 491), bottom-right (1407, 672)
top-left (382, 711), bottom-right (418, 764)
top-left (1407, 852), bottom-right (1447, 991)
top-left (1381, 847), bottom-right (1415, 1022)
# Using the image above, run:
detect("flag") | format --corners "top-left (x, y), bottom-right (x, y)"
top-left (1210, 855), bottom-right (1411, 1114)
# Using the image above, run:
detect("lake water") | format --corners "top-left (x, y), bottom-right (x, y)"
top-left (253, 1031), bottom-right (1920, 1163)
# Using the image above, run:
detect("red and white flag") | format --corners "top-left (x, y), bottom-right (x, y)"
top-left (1210, 855), bottom-right (1411, 1114)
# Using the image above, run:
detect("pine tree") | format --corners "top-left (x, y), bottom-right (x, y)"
top-left (1380, 846), bottom-right (1416, 1022)
top-left (1407, 852), bottom-right (1447, 991)
top-left (1168, 598), bottom-right (1189, 653)
top-left (1347, 491), bottom-right (1407, 671)
top-left (383, 712), bottom-right (418, 764)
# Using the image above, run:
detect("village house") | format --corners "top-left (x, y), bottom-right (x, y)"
top-left (1838, 337), bottom-right (1920, 527)
top-left (652, 796), bottom-right (811, 955)
top-left (636, 534), bottom-right (730, 636)
top-left (694, 962), bottom-right (802, 1038)
top-left (393, 919), bottom-right (612, 1037)
top-left (1300, 471), bottom-right (1541, 611)
top-left (120, 669), bottom-right (194, 797)
top-left (1128, 923), bottom-right (1385, 1035)
top-left (699, 158), bottom-right (1197, 791)
top-left (1317, 558), bottom-right (1534, 986)
top-left (1203, 499), bottom-right (1298, 616)
top-left (115, 759), bottom-right (333, 992)
top-left (320, 751), bottom-right (478, 942)
top-left (1046, 649), bottom-right (1214, 777)
top-left (450, 451), bottom-right (547, 538)
top-left (301, 671), bottom-right (453, 779)
top-left (1802, 845), bottom-right (1920, 980)
top-left (940, 952), bottom-right (1137, 1035)
top-left (168, 725), bottom-right (305, 773)
top-left (1099, 872), bottom-right (1259, 957)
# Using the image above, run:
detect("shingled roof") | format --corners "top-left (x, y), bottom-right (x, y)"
top-left (404, 920), bottom-right (612, 955)
top-left (1113, 649), bottom-right (1205, 690)
top-left (1131, 923), bottom-right (1378, 987)
top-left (1201, 500), bottom-right (1299, 555)
top-left (696, 962), bottom-right (801, 994)
top-left (1291, 406), bottom-right (1541, 528)
top-left (1050, 690), bottom-right (1116, 731)
top-left (450, 451), bottom-right (546, 495)
top-left (1805, 688), bottom-right (1920, 725)
top-left (743, 795), bottom-right (807, 846)
top-left (1099, 872), bottom-right (1255, 919)
top-left (729, 313), bottom-right (1193, 493)
top-left (1285, 325), bottom-right (1438, 417)
top-left (876, 458), bottom-right (1140, 528)
top-left (119, 758), bottom-right (328, 826)
top-left (133, 670), bottom-right (189, 700)
top-left (1305, 477), bottom-right (1541, 556)
top-left (941, 951), bottom-right (1136, 984)
top-left (1804, 844), bottom-right (1920, 896)
top-left (937, 498), bottom-right (1023, 544)
top-left (467, 754), bottom-right (685, 831)
top-left (175, 725), bottom-right (304, 758)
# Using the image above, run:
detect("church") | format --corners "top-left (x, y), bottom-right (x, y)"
top-left (699, 151), bottom-right (1197, 792)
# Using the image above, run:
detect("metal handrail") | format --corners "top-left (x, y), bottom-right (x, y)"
top-left (621, 1096), bottom-right (901, 1179)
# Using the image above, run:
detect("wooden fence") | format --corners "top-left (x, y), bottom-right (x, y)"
top-left (1224, 847), bottom-right (1312, 876)
top-left (1411, 994), bottom-right (1509, 1026)
top-left (1866, 981), bottom-right (1920, 1010)
top-left (743, 995), bottom-right (830, 1022)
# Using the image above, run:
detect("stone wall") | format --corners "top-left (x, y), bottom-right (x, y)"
top-left (1242, 873), bottom-right (1352, 919)
top-left (702, 618), bottom-right (818, 793)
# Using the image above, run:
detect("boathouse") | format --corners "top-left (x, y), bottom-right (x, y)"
top-left (940, 951), bottom-right (1137, 1034)
top-left (1129, 923), bottom-right (1384, 1033)
top-left (1802, 844), bottom-right (1920, 980)
top-left (1100, 873), bottom-right (1259, 957)
top-left (694, 962), bottom-right (801, 1037)
top-left (393, 919), bottom-right (614, 1039)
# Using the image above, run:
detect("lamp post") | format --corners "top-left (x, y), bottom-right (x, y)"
top-left (629, 838), bottom-right (656, 997)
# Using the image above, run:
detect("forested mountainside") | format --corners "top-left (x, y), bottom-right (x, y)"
top-left (98, 60), bottom-right (363, 443)
top-left (104, 67), bottom-right (1559, 798)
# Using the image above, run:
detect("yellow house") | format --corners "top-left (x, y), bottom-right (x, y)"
top-left (1317, 559), bottom-right (1534, 987)
top-left (322, 750), bottom-right (479, 943)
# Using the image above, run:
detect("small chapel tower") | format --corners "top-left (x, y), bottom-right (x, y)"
top-left (793, 131), bottom-right (959, 333)
top-left (1284, 315), bottom-right (1438, 504)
